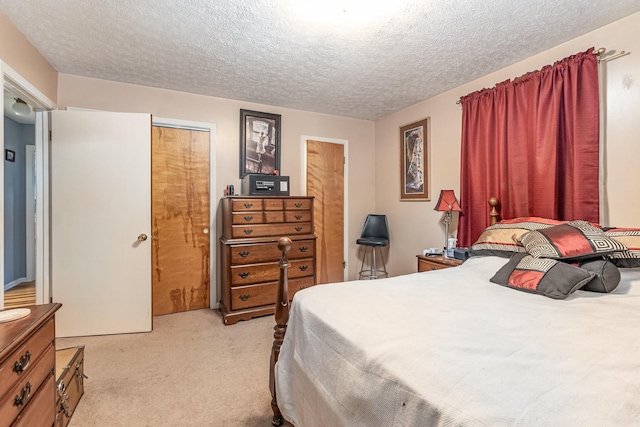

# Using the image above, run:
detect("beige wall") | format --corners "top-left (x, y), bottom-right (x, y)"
top-left (57, 74), bottom-right (376, 280)
top-left (0, 12), bottom-right (58, 101)
top-left (376, 11), bottom-right (640, 276)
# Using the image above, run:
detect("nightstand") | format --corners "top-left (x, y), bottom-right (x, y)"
top-left (417, 255), bottom-right (462, 272)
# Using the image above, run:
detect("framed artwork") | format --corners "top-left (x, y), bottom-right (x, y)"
top-left (400, 118), bottom-right (430, 201)
top-left (239, 109), bottom-right (281, 177)
top-left (5, 149), bottom-right (15, 162)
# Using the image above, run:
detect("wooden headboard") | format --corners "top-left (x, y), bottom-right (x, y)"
top-left (268, 197), bottom-right (500, 426)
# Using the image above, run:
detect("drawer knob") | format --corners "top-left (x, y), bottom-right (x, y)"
top-left (299, 246), bottom-right (308, 252)
top-left (244, 203), bottom-right (253, 208)
top-left (243, 229), bottom-right (253, 235)
top-left (295, 202), bottom-right (302, 208)
top-left (295, 215), bottom-right (302, 220)
top-left (14, 382), bottom-right (32, 407)
top-left (239, 272), bottom-right (250, 279)
top-left (431, 267), bottom-right (437, 271)
top-left (295, 227), bottom-right (303, 232)
top-left (13, 350), bottom-right (31, 373)
top-left (239, 294), bottom-right (251, 301)
top-left (243, 216), bottom-right (253, 221)
top-left (299, 285), bottom-right (309, 290)
top-left (238, 251), bottom-right (250, 258)
top-left (299, 265), bottom-right (309, 271)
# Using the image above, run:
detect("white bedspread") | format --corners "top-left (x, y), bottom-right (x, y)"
top-left (275, 256), bottom-right (640, 426)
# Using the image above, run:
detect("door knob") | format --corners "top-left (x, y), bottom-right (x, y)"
top-left (137, 234), bottom-right (148, 241)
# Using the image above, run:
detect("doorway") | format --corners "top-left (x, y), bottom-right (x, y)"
top-left (151, 125), bottom-right (211, 315)
top-left (3, 88), bottom-right (36, 308)
top-left (305, 138), bottom-right (347, 284)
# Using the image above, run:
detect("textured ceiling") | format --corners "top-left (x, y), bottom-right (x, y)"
top-left (1, 0), bottom-right (640, 120)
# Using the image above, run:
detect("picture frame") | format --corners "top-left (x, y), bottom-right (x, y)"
top-left (400, 118), bottom-right (430, 201)
top-left (5, 149), bottom-right (15, 163)
top-left (239, 109), bottom-right (281, 178)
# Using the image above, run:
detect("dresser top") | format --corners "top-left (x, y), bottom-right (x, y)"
top-left (0, 303), bottom-right (61, 363)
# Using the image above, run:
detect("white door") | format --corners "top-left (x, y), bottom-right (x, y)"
top-left (25, 145), bottom-right (35, 282)
top-left (51, 110), bottom-right (152, 337)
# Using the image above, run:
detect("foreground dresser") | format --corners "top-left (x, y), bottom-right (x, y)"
top-left (220, 196), bottom-right (316, 325)
top-left (0, 303), bottom-right (61, 427)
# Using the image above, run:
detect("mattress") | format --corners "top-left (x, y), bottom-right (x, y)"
top-left (275, 256), bottom-right (640, 426)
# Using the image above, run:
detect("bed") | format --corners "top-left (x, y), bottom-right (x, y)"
top-left (268, 202), bottom-right (640, 426)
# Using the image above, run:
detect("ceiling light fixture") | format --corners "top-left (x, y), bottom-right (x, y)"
top-left (12, 98), bottom-right (31, 116)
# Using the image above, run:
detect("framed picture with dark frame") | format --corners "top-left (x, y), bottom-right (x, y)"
top-left (400, 117), bottom-right (430, 201)
top-left (5, 149), bottom-right (15, 162)
top-left (239, 109), bottom-right (281, 178)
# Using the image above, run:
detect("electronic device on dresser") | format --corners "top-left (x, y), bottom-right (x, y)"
top-left (219, 196), bottom-right (316, 325)
top-left (241, 174), bottom-right (290, 196)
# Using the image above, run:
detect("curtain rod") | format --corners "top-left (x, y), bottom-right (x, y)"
top-left (455, 47), bottom-right (628, 104)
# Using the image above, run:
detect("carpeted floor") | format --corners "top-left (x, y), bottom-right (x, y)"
top-left (56, 309), bottom-right (292, 426)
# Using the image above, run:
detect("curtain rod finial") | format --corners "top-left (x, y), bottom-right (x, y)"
top-left (594, 47), bottom-right (606, 56)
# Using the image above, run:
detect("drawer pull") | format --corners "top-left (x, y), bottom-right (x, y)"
top-left (239, 294), bottom-right (251, 301)
top-left (238, 251), bottom-right (250, 258)
top-left (57, 382), bottom-right (73, 417)
top-left (295, 202), bottom-right (303, 208)
top-left (299, 265), bottom-right (309, 271)
top-left (295, 227), bottom-right (303, 232)
top-left (295, 215), bottom-right (302, 220)
top-left (14, 382), bottom-right (32, 407)
top-left (239, 272), bottom-right (250, 279)
top-left (243, 203), bottom-right (253, 208)
top-left (243, 229), bottom-right (253, 235)
top-left (243, 216), bottom-right (253, 221)
top-left (299, 285), bottom-right (309, 290)
top-left (431, 267), bottom-right (437, 271)
top-left (13, 350), bottom-right (31, 373)
top-left (299, 246), bottom-right (308, 252)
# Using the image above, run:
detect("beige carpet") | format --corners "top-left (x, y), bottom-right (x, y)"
top-left (56, 309), bottom-right (292, 427)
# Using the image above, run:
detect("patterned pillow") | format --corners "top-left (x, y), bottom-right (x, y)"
top-left (604, 228), bottom-right (640, 268)
top-left (469, 217), bottom-right (566, 258)
top-left (518, 220), bottom-right (627, 260)
top-left (490, 253), bottom-right (595, 299)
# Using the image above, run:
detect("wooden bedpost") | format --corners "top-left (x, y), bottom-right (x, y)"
top-left (270, 237), bottom-right (292, 426)
top-left (489, 197), bottom-right (500, 225)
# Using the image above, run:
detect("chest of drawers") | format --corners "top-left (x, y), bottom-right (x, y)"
top-left (220, 196), bottom-right (316, 325)
top-left (0, 303), bottom-right (61, 427)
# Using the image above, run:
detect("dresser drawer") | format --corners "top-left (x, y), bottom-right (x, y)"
top-left (231, 222), bottom-right (312, 239)
top-left (285, 211), bottom-right (311, 222)
top-left (231, 212), bottom-right (264, 225)
top-left (264, 199), bottom-right (284, 210)
top-left (285, 199), bottom-right (311, 210)
top-left (13, 373), bottom-right (55, 427)
top-left (231, 199), bottom-right (263, 211)
top-left (230, 258), bottom-right (314, 286)
top-left (230, 276), bottom-right (315, 310)
top-left (0, 343), bottom-right (55, 427)
top-left (0, 318), bottom-right (54, 396)
top-left (264, 212), bottom-right (285, 223)
top-left (230, 240), bottom-right (315, 265)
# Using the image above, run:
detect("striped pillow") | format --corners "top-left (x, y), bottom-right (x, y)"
top-left (469, 217), bottom-right (565, 258)
top-left (605, 228), bottom-right (640, 267)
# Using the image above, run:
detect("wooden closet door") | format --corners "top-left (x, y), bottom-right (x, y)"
top-left (306, 140), bottom-right (345, 284)
top-left (152, 126), bottom-right (210, 315)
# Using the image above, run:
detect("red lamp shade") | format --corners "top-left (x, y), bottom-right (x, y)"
top-left (434, 190), bottom-right (462, 212)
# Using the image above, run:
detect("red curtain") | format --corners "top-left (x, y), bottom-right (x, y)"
top-left (458, 48), bottom-right (600, 247)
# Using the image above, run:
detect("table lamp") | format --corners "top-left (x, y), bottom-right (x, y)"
top-left (434, 190), bottom-right (462, 255)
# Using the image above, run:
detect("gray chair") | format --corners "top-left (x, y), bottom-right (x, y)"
top-left (357, 214), bottom-right (389, 279)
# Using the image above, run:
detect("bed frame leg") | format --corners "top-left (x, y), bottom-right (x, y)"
top-left (270, 237), bottom-right (292, 426)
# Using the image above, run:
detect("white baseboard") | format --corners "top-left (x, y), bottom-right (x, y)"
top-left (4, 277), bottom-right (28, 291)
